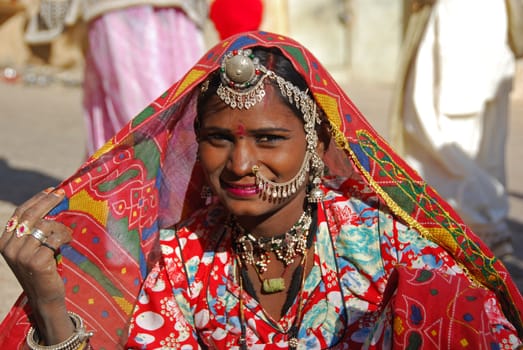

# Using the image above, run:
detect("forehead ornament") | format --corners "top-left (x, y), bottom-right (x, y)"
top-left (217, 49), bottom-right (266, 109)
top-left (222, 50), bottom-right (262, 86)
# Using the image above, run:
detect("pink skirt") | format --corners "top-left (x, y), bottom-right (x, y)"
top-left (83, 5), bottom-right (204, 155)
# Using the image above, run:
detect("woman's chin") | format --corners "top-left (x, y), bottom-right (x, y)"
top-left (220, 197), bottom-right (274, 217)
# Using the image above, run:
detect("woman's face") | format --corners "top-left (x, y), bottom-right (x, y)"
top-left (197, 86), bottom-right (309, 220)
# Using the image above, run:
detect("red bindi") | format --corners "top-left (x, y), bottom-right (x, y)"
top-left (235, 124), bottom-right (246, 137)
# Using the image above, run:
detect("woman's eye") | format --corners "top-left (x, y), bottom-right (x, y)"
top-left (256, 134), bottom-right (284, 143)
top-left (203, 133), bottom-right (232, 144)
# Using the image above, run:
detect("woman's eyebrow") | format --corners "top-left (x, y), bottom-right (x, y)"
top-left (251, 127), bottom-right (292, 133)
top-left (199, 126), bottom-right (231, 134)
top-left (201, 126), bottom-right (292, 133)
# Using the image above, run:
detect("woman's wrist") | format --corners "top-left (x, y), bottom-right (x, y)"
top-left (33, 302), bottom-right (75, 344)
top-left (26, 311), bottom-right (93, 350)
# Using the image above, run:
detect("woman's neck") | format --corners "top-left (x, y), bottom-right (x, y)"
top-left (234, 193), bottom-right (308, 238)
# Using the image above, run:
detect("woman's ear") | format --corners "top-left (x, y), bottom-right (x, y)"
top-left (315, 118), bottom-right (331, 156)
top-left (316, 138), bottom-right (326, 157)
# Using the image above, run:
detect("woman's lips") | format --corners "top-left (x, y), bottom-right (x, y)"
top-left (223, 182), bottom-right (259, 197)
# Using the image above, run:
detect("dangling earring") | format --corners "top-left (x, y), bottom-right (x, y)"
top-left (201, 185), bottom-right (213, 205)
top-left (201, 185), bottom-right (212, 198)
top-left (307, 152), bottom-right (324, 203)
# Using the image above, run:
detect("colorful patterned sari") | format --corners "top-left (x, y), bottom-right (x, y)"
top-left (0, 31), bottom-right (522, 349)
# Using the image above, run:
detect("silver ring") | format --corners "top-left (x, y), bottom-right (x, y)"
top-left (30, 228), bottom-right (47, 244)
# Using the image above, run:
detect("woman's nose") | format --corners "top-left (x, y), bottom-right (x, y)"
top-left (228, 141), bottom-right (255, 176)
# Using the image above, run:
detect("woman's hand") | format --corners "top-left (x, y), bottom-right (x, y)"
top-left (0, 188), bottom-right (75, 344)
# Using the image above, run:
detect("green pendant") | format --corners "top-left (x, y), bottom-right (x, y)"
top-left (262, 277), bottom-right (286, 293)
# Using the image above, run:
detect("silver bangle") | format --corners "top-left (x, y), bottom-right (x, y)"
top-left (26, 311), bottom-right (93, 350)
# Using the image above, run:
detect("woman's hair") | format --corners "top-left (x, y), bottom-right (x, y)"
top-left (196, 46), bottom-right (330, 146)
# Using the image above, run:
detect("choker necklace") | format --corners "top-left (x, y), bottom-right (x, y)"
top-left (231, 210), bottom-right (312, 293)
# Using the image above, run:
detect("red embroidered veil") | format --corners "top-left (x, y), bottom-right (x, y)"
top-left (1, 31), bottom-right (522, 348)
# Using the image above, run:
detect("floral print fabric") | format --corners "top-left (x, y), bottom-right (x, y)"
top-left (126, 177), bottom-right (520, 349)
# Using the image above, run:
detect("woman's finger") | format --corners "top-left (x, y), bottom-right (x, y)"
top-left (14, 189), bottom-right (65, 237)
top-left (17, 219), bottom-right (72, 262)
top-left (35, 220), bottom-right (73, 256)
top-left (0, 188), bottom-right (53, 240)
top-left (0, 188), bottom-right (58, 242)
top-left (7, 219), bottom-right (72, 306)
top-left (0, 189), bottom-right (68, 298)
top-left (0, 189), bottom-right (65, 253)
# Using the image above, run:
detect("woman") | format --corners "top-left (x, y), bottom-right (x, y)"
top-left (0, 32), bottom-right (522, 349)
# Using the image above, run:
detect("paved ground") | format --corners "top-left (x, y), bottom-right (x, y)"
top-left (0, 64), bottom-right (522, 321)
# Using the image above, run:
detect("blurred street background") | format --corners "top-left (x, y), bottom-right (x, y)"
top-left (1, 0), bottom-right (522, 320)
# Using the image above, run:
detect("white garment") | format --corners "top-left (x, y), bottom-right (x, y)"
top-left (400, 0), bottom-right (516, 254)
top-left (25, 0), bottom-right (207, 44)
top-left (79, 0), bottom-right (208, 25)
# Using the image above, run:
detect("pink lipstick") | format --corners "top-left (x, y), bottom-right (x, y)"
top-left (224, 182), bottom-right (259, 197)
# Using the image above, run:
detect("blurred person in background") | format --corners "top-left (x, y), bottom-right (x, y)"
top-left (78, 0), bottom-right (208, 156)
top-left (389, 0), bottom-right (519, 258)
